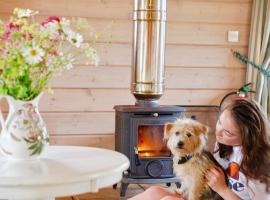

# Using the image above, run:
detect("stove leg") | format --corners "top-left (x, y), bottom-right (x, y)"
top-left (120, 182), bottom-right (129, 197)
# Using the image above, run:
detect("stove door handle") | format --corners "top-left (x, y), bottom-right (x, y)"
top-left (134, 147), bottom-right (141, 166)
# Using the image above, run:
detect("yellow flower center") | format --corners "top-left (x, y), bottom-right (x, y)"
top-left (30, 49), bottom-right (37, 56)
top-left (72, 38), bottom-right (77, 43)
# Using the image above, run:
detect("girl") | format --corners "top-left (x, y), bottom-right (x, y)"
top-left (129, 98), bottom-right (270, 200)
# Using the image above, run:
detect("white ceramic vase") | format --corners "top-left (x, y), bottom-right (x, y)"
top-left (0, 93), bottom-right (49, 159)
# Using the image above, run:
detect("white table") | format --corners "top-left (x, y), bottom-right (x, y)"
top-left (0, 146), bottom-right (130, 200)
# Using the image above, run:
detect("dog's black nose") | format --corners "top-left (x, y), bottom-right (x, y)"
top-left (177, 141), bottom-right (184, 148)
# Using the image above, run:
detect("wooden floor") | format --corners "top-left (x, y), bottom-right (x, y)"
top-left (56, 184), bottom-right (152, 200)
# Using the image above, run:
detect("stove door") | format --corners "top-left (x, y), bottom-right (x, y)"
top-left (130, 115), bottom-right (178, 178)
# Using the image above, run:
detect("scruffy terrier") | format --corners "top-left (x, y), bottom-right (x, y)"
top-left (164, 118), bottom-right (224, 200)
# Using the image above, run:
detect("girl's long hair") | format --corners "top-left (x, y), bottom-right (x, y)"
top-left (217, 98), bottom-right (270, 192)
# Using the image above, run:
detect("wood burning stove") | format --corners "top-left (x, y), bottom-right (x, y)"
top-left (114, 105), bottom-right (184, 196)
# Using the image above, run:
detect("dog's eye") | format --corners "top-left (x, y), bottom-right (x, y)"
top-left (186, 133), bottom-right (192, 137)
top-left (175, 131), bottom-right (180, 136)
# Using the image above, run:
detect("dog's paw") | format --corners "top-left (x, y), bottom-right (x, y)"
top-left (175, 187), bottom-right (186, 196)
top-left (174, 188), bottom-right (182, 195)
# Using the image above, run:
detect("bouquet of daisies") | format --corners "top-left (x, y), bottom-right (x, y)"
top-left (0, 8), bottom-right (97, 100)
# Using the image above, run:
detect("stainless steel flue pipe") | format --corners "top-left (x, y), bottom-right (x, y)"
top-left (131, 0), bottom-right (167, 105)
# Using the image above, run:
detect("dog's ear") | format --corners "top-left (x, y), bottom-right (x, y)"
top-left (194, 123), bottom-right (209, 135)
top-left (164, 123), bottom-right (174, 139)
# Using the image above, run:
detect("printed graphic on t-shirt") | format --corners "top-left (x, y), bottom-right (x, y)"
top-left (227, 162), bottom-right (245, 194)
top-left (228, 162), bottom-right (240, 179)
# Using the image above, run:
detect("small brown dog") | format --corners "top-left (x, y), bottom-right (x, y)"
top-left (164, 118), bottom-right (224, 200)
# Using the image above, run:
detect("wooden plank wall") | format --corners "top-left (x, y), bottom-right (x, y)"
top-left (0, 0), bottom-right (252, 149)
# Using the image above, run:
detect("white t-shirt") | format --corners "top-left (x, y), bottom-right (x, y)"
top-left (214, 145), bottom-right (270, 200)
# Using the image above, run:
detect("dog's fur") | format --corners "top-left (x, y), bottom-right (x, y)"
top-left (164, 118), bottom-right (224, 200)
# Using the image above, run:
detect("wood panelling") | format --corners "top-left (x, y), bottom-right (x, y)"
top-left (0, 88), bottom-right (233, 112)
top-left (50, 134), bottom-right (115, 150)
top-left (74, 19), bottom-right (251, 45)
top-left (0, 0), bottom-right (252, 148)
top-left (39, 89), bottom-right (230, 112)
top-left (0, 0), bottom-right (251, 23)
top-left (168, 1), bottom-right (252, 24)
top-left (0, 13), bottom-right (250, 46)
top-left (95, 44), bottom-right (248, 67)
top-left (44, 112), bottom-right (115, 135)
top-left (50, 66), bottom-right (245, 89)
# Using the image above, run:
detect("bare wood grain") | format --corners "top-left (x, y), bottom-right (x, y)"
top-left (0, 0), bottom-right (251, 24)
top-left (50, 134), bottom-right (115, 150)
top-left (43, 112), bottom-right (115, 135)
top-left (50, 66), bottom-right (245, 89)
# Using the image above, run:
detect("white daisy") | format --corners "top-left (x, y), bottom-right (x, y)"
top-left (14, 8), bottom-right (38, 18)
top-left (45, 55), bottom-right (56, 70)
top-left (60, 18), bottom-right (71, 34)
top-left (66, 30), bottom-right (83, 48)
top-left (22, 46), bottom-right (45, 65)
top-left (81, 43), bottom-right (98, 65)
top-left (41, 21), bottom-right (60, 39)
top-left (65, 63), bottom-right (73, 70)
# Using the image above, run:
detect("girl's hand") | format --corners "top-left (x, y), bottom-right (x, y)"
top-left (205, 167), bottom-right (227, 194)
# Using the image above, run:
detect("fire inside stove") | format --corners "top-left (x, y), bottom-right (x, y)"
top-left (137, 125), bottom-right (171, 157)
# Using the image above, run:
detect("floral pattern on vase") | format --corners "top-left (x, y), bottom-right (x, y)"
top-left (0, 93), bottom-right (49, 159)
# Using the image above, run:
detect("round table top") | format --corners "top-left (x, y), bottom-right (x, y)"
top-left (0, 145), bottom-right (130, 199)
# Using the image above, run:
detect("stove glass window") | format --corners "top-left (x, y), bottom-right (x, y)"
top-left (137, 125), bottom-right (171, 157)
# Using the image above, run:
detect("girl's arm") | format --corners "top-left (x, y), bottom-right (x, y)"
top-left (206, 167), bottom-right (242, 200)
top-left (218, 187), bottom-right (242, 200)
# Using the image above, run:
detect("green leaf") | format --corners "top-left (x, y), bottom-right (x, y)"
top-left (30, 143), bottom-right (42, 155)
top-left (0, 20), bottom-right (4, 36)
top-left (11, 31), bottom-right (22, 40)
top-left (28, 142), bottom-right (38, 150)
top-left (24, 137), bottom-right (34, 143)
